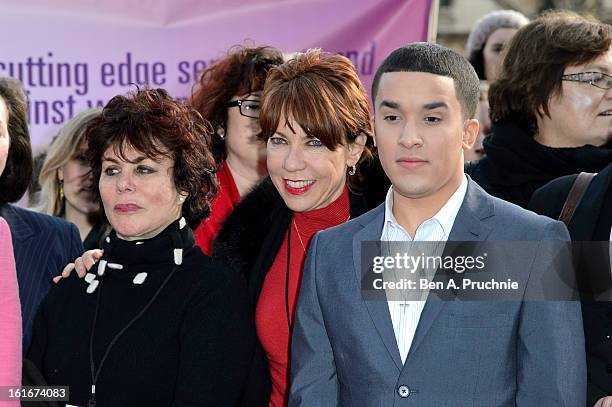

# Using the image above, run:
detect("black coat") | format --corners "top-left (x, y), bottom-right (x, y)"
top-left (529, 163), bottom-right (612, 406)
top-left (467, 121), bottom-right (612, 208)
top-left (213, 177), bottom-right (384, 406)
top-left (29, 220), bottom-right (254, 407)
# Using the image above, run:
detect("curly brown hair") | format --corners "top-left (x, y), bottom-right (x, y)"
top-left (489, 10), bottom-right (612, 133)
top-left (260, 49), bottom-right (374, 192)
top-left (85, 88), bottom-right (218, 228)
top-left (189, 46), bottom-right (284, 163)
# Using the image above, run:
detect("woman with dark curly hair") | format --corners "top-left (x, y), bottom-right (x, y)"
top-left (189, 46), bottom-right (284, 254)
top-left (28, 88), bottom-right (254, 407)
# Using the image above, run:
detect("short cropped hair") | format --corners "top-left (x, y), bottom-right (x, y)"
top-left (260, 49), bottom-right (374, 191)
top-left (85, 88), bottom-right (218, 228)
top-left (189, 46), bottom-right (284, 163)
top-left (489, 10), bottom-right (612, 132)
top-left (0, 77), bottom-right (33, 204)
top-left (372, 42), bottom-right (480, 119)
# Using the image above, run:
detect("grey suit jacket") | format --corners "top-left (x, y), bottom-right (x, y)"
top-left (289, 179), bottom-right (586, 407)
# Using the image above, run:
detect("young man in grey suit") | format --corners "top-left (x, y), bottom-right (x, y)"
top-left (289, 43), bottom-right (586, 406)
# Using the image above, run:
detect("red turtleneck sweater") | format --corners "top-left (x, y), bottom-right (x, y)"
top-left (194, 162), bottom-right (241, 255)
top-left (255, 187), bottom-right (350, 407)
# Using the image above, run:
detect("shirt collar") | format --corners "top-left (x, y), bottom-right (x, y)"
top-left (382, 175), bottom-right (468, 240)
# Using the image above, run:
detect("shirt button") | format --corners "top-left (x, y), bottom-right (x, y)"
top-left (397, 385), bottom-right (411, 398)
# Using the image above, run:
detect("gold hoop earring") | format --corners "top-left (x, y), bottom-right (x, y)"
top-left (348, 165), bottom-right (356, 176)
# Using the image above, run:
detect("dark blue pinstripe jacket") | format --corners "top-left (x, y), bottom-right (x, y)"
top-left (1, 204), bottom-right (83, 352)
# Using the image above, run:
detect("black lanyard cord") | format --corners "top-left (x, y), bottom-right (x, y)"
top-left (285, 219), bottom-right (293, 335)
top-left (88, 263), bottom-right (181, 406)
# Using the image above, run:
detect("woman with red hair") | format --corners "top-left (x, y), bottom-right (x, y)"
top-left (190, 46), bottom-right (284, 254)
top-left (214, 49), bottom-right (383, 406)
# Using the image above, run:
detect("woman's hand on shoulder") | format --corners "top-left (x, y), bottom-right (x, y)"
top-left (595, 396), bottom-right (612, 407)
top-left (53, 249), bottom-right (103, 283)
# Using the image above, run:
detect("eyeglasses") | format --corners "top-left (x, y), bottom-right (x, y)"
top-left (561, 71), bottom-right (612, 90)
top-left (227, 99), bottom-right (260, 119)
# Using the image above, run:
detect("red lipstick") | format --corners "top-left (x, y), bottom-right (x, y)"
top-left (284, 179), bottom-right (315, 195)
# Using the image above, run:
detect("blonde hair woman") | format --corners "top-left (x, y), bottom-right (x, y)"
top-left (35, 108), bottom-right (107, 249)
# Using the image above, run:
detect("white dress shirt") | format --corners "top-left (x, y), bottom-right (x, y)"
top-left (380, 175), bottom-right (468, 364)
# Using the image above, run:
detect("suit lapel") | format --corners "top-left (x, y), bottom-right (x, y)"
top-left (447, 177), bottom-right (495, 241)
top-left (350, 180), bottom-right (498, 368)
top-left (0, 204), bottom-right (35, 245)
top-left (352, 204), bottom-right (403, 371)
top-left (407, 178), bottom-right (496, 359)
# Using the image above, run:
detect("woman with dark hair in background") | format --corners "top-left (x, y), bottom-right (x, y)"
top-left (0, 93), bottom-right (21, 405)
top-left (464, 10), bottom-right (528, 162)
top-left (190, 46), bottom-right (284, 254)
top-left (466, 9), bottom-right (528, 82)
top-left (34, 108), bottom-right (109, 249)
top-left (0, 77), bottom-right (83, 351)
top-left (469, 10), bottom-right (612, 207)
top-left (213, 49), bottom-right (383, 406)
top-left (29, 88), bottom-right (253, 406)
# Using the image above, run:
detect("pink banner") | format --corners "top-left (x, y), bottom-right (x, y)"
top-left (0, 0), bottom-right (433, 148)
